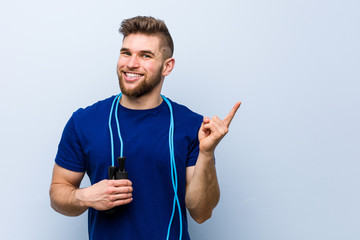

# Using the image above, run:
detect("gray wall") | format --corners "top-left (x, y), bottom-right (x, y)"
top-left (1, 0), bottom-right (359, 239)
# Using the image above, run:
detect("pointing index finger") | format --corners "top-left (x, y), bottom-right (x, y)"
top-left (223, 102), bottom-right (241, 127)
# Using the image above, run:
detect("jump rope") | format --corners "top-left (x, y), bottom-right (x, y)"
top-left (108, 93), bottom-right (183, 240)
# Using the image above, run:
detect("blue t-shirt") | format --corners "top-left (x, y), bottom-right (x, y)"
top-left (55, 95), bottom-right (203, 240)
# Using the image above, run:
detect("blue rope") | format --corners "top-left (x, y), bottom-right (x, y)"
top-left (114, 94), bottom-right (124, 158)
top-left (108, 93), bottom-right (122, 166)
top-left (162, 95), bottom-right (182, 240)
top-left (109, 94), bottom-right (182, 239)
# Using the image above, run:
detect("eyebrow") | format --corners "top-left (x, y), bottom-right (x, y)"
top-left (120, 48), bottom-right (155, 56)
top-left (140, 50), bottom-right (155, 56)
top-left (120, 48), bottom-right (130, 52)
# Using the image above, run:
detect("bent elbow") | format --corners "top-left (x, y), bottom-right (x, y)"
top-left (50, 201), bottom-right (83, 217)
top-left (191, 211), bottom-right (212, 224)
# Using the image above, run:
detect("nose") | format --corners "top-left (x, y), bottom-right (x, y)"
top-left (127, 55), bottom-right (140, 69)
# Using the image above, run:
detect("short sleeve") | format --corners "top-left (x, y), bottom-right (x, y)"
top-left (55, 114), bottom-right (86, 172)
top-left (186, 118), bottom-right (203, 167)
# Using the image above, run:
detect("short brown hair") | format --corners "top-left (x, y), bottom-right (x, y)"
top-left (119, 16), bottom-right (174, 58)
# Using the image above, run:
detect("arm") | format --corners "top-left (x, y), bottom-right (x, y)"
top-left (49, 164), bottom-right (87, 216)
top-left (185, 102), bottom-right (241, 223)
top-left (49, 164), bottom-right (133, 216)
top-left (185, 153), bottom-right (219, 223)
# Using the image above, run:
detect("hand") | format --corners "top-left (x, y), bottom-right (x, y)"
top-left (198, 102), bottom-right (241, 155)
top-left (76, 179), bottom-right (133, 211)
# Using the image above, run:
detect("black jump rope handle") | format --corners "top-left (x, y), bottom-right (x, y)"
top-left (106, 157), bottom-right (128, 214)
top-left (109, 157), bottom-right (128, 180)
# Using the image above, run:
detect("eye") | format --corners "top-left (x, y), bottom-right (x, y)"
top-left (121, 51), bottom-right (131, 56)
top-left (142, 54), bottom-right (151, 58)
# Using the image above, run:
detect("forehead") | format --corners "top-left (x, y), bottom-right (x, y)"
top-left (122, 33), bottom-right (162, 53)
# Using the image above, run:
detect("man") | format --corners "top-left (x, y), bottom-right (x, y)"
top-left (50, 16), bottom-right (240, 240)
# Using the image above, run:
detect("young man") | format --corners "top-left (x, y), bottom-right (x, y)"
top-left (50, 16), bottom-right (240, 240)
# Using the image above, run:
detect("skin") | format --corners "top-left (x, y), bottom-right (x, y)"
top-left (116, 33), bottom-right (174, 109)
top-left (49, 33), bottom-right (241, 223)
top-left (185, 103), bottom-right (240, 222)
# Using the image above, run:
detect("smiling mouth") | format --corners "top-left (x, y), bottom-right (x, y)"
top-left (123, 72), bottom-right (144, 81)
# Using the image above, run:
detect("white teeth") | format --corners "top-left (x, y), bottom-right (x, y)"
top-left (126, 73), bottom-right (142, 78)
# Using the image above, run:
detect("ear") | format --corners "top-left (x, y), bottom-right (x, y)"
top-left (162, 58), bottom-right (175, 77)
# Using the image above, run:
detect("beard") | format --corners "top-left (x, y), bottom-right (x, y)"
top-left (117, 68), bottom-right (163, 98)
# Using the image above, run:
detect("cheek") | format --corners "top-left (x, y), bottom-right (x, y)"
top-left (117, 57), bottom-right (125, 69)
top-left (145, 62), bottom-right (163, 74)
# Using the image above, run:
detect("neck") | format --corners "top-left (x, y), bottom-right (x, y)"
top-left (120, 93), bottom-right (163, 110)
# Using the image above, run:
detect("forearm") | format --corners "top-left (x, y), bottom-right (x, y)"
top-left (185, 151), bottom-right (220, 223)
top-left (50, 183), bottom-right (88, 217)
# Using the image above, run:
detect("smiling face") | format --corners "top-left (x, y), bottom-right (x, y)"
top-left (117, 33), bottom-right (172, 98)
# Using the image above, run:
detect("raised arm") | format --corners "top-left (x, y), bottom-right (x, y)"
top-left (49, 164), bottom-right (133, 216)
top-left (185, 102), bottom-right (241, 223)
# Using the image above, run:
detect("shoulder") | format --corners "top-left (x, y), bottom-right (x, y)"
top-left (168, 98), bottom-right (202, 116)
top-left (69, 95), bottom-right (117, 133)
top-left (166, 97), bottom-right (203, 126)
top-left (72, 95), bottom-right (116, 120)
